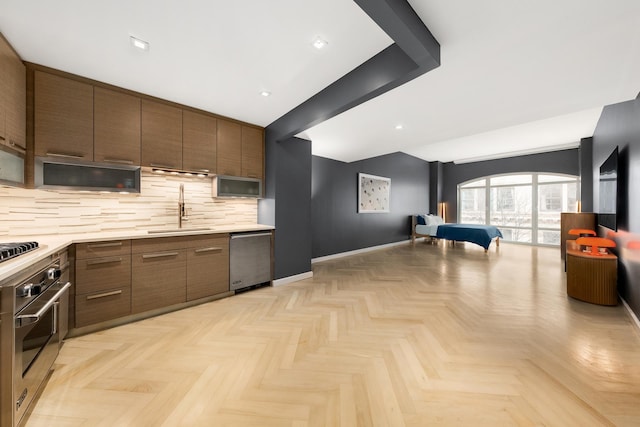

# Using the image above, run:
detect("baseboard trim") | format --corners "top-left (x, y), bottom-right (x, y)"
top-left (312, 239), bottom-right (413, 264)
top-left (273, 271), bottom-right (313, 287)
top-left (621, 297), bottom-right (640, 332)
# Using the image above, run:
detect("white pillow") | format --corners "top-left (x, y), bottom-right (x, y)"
top-left (431, 215), bottom-right (444, 225)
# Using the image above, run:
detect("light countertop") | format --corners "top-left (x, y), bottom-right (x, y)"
top-left (0, 224), bottom-right (274, 283)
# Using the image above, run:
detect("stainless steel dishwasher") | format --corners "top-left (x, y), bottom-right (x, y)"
top-left (229, 232), bottom-right (272, 291)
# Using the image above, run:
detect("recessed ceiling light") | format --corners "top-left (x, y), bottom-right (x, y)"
top-left (130, 36), bottom-right (149, 51)
top-left (312, 36), bottom-right (328, 50)
top-left (260, 91), bottom-right (271, 97)
top-left (395, 124), bottom-right (404, 130)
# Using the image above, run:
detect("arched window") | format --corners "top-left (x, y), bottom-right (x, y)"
top-left (458, 173), bottom-right (579, 245)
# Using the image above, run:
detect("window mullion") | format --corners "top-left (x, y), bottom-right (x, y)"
top-left (485, 178), bottom-right (490, 225)
top-left (532, 174), bottom-right (539, 244)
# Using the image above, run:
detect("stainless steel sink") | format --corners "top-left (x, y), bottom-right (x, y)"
top-left (146, 227), bottom-right (210, 234)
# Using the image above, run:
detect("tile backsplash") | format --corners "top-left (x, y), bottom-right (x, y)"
top-left (0, 172), bottom-right (257, 237)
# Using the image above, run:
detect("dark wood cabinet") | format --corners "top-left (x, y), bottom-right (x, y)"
top-left (94, 87), bottom-right (141, 165)
top-left (76, 287), bottom-right (132, 328)
top-left (34, 70), bottom-right (93, 160)
top-left (187, 235), bottom-right (229, 301)
top-left (141, 100), bottom-right (183, 169)
top-left (74, 240), bottom-right (132, 328)
top-left (241, 126), bottom-right (263, 179)
top-left (183, 110), bottom-right (217, 174)
top-left (68, 231), bottom-right (265, 333)
top-left (0, 34), bottom-right (26, 154)
top-left (0, 35), bottom-right (11, 143)
top-left (566, 240), bottom-right (617, 305)
top-left (216, 119), bottom-right (242, 176)
top-left (27, 64), bottom-right (264, 178)
top-left (131, 237), bottom-right (187, 314)
top-left (217, 121), bottom-right (264, 179)
top-left (560, 212), bottom-right (596, 258)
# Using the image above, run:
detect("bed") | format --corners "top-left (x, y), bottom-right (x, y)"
top-left (411, 214), bottom-right (503, 252)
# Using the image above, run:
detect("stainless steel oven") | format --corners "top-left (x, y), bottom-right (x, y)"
top-left (10, 256), bottom-right (70, 426)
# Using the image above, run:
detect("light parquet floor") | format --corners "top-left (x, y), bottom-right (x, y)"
top-left (26, 241), bottom-right (640, 426)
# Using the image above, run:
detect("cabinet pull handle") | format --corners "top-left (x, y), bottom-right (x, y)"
top-left (0, 136), bottom-right (5, 140)
top-left (150, 163), bottom-right (176, 169)
top-left (86, 256), bottom-right (123, 266)
top-left (46, 151), bottom-right (85, 159)
top-left (194, 247), bottom-right (222, 253)
top-left (9, 140), bottom-right (27, 153)
top-left (142, 251), bottom-right (179, 259)
top-left (87, 242), bottom-right (123, 249)
top-left (103, 158), bottom-right (134, 165)
top-left (86, 290), bottom-right (123, 300)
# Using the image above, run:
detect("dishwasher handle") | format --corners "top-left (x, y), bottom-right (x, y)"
top-left (230, 232), bottom-right (271, 240)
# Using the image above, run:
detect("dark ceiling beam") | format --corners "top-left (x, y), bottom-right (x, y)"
top-left (265, 0), bottom-right (440, 142)
top-left (355, 0), bottom-right (440, 68)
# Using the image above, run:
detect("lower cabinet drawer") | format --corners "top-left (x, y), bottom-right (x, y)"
top-left (76, 256), bottom-right (131, 295)
top-left (75, 287), bottom-right (131, 328)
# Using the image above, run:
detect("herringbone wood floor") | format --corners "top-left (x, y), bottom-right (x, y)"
top-left (26, 241), bottom-right (640, 426)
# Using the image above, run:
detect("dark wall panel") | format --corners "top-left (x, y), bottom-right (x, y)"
top-left (579, 137), bottom-right (594, 212)
top-left (258, 137), bottom-right (312, 280)
top-left (429, 162), bottom-right (443, 215)
top-left (441, 148), bottom-right (580, 223)
top-left (591, 96), bottom-right (640, 319)
top-left (312, 152), bottom-right (429, 258)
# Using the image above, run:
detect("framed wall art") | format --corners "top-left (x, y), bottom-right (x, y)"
top-left (358, 173), bottom-right (390, 213)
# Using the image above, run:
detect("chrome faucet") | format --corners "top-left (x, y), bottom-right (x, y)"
top-left (178, 184), bottom-right (188, 228)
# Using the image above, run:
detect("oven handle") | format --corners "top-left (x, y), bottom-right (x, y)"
top-left (15, 282), bottom-right (71, 328)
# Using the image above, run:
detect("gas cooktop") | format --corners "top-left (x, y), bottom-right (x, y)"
top-left (0, 242), bottom-right (39, 263)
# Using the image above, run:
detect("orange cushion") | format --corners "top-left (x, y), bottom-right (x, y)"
top-left (569, 228), bottom-right (596, 236)
top-left (576, 237), bottom-right (616, 255)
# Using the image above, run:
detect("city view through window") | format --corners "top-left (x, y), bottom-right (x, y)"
top-left (458, 173), bottom-right (579, 245)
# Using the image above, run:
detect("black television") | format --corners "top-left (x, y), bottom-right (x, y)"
top-left (598, 146), bottom-right (618, 231)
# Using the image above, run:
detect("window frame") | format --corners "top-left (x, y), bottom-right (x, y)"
top-left (457, 172), bottom-right (579, 246)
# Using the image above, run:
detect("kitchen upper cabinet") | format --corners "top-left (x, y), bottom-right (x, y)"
top-left (187, 235), bottom-right (229, 301)
top-left (0, 34), bottom-right (26, 154)
top-left (183, 110), bottom-right (216, 174)
top-left (241, 126), bottom-right (263, 180)
top-left (0, 35), bottom-right (11, 142)
top-left (217, 120), bottom-right (264, 179)
top-left (94, 87), bottom-right (141, 165)
top-left (141, 100), bottom-right (182, 169)
top-left (34, 70), bottom-right (93, 160)
top-left (216, 119), bottom-right (242, 176)
top-left (27, 64), bottom-right (264, 176)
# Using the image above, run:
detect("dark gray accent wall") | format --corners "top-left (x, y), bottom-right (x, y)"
top-left (257, 137), bottom-right (312, 280)
top-left (311, 152), bottom-right (429, 258)
top-left (441, 149), bottom-right (580, 223)
top-left (591, 96), bottom-right (640, 319)
top-left (262, 0), bottom-right (439, 280)
top-left (429, 162), bottom-right (443, 215)
top-left (579, 137), bottom-right (594, 212)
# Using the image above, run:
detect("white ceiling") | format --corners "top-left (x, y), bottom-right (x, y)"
top-left (1, 0), bottom-right (639, 164)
